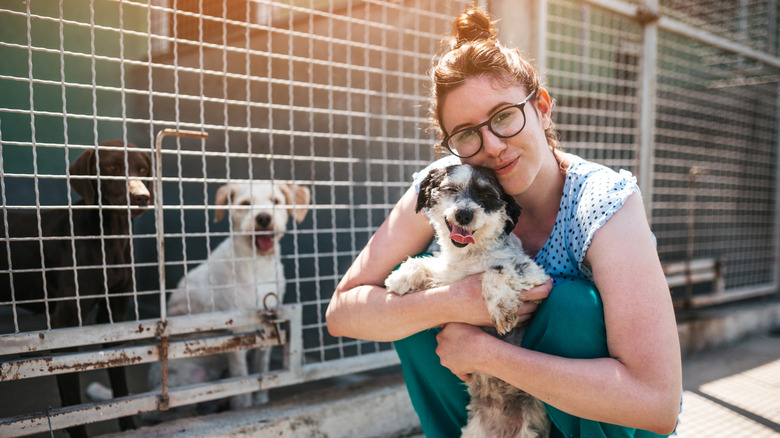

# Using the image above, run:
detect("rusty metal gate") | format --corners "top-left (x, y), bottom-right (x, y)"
top-left (1, 0), bottom-right (778, 436)
top-left (0, 1), bottom-right (468, 435)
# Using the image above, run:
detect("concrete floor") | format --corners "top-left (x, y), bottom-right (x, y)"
top-left (675, 333), bottom-right (780, 437)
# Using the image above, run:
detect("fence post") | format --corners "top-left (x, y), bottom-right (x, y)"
top-left (637, 0), bottom-right (658, 224)
top-left (489, 0), bottom-right (547, 74)
top-left (775, 82), bottom-right (780, 293)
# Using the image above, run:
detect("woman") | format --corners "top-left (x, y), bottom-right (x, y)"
top-left (326, 6), bottom-right (681, 437)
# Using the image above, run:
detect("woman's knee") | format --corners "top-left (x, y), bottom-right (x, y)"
top-left (522, 279), bottom-right (609, 359)
top-left (545, 279), bottom-right (604, 321)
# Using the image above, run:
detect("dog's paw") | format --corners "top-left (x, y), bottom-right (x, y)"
top-left (489, 298), bottom-right (523, 335)
top-left (86, 381), bottom-right (113, 402)
top-left (482, 269), bottom-right (531, 335)
top-left (384, 269), bottom-right (419, 296)
top-left (482, 258), bottom-right (550, 334)
top-left (230, 393), bottom-right (252, 410)
top-left (384, 258), bottom-right (432, 296)
top-left (253, 390), bottom-right (270, 405)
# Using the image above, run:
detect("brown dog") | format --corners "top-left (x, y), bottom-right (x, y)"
top-left (0, 139), bottom-right (153, 436)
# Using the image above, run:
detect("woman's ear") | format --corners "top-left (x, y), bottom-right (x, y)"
top-left (535, 88), bottom-right (553, 130)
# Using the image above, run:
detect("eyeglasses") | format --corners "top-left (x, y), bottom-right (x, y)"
top-left (442, 89), bottom-right (536, 158)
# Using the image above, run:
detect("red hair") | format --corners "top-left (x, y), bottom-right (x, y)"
top-left (428, 6), bottom-right (560, 156)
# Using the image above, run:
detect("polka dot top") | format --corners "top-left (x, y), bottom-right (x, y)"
top-left (412, 155), bottom-right (639, 287)
top-left (538, 156), bottom-right (638, 286)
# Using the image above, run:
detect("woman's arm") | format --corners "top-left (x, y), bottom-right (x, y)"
top-left (435, 192), bottom-right (681, 434)
top-left (326, 186), bottom-right (546, 341)
top-left (326, 186), bottom-right (487, 341)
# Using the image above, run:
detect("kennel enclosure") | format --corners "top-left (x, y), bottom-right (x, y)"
top-left (0, 0), bottom-right (778, 435)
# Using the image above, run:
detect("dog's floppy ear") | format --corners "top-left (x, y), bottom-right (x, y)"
top-left (139, 148), bottom-right (155, 205)
top-left (213, 184), bottom-right (233, 222)
top-left (279, 184), bottom-right (311, 223)
top-left (69, 147), bottom-right (97, 204)
top-left (415, 167), bottom-right (447, 213)
top-left (502, 191), bottom-right (522, 235)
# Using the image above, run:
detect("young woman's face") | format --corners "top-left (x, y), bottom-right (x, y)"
top-left (440, 76), bottom-right (552, 196)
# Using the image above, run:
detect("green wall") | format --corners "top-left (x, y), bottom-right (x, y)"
top-left (0, 0), bottom-right (148, 176)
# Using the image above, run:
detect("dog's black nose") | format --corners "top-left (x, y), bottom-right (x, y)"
top-left (132, 194), bottom-right (150, 206)
top-left (256, 213), bottom-right (272, 228)
top-left (455, 209), bottom-right (473, 225)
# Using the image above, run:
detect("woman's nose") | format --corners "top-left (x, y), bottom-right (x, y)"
top-left (480, 125), bottom-right (506, 157)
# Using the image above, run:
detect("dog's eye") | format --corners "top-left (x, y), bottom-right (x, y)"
top-left (273, 198), bottom-right (282, 205)
top-left (239, 201), bottom-right (250, 206)
top-left (138, 167), bottom-right (148, 175)
top-left (103, 165), bottom-right (121, 174)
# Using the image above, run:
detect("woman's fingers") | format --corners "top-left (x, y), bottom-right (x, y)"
top-left (524, 278), bottom-right (552, 302)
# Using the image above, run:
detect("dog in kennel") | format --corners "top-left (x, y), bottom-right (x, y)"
top-left (0, 139), bottom-right (153, 436)
top-left (141, 181), bottom-right (311, 418)
top-left (385, 164), bottom-right (551, 437)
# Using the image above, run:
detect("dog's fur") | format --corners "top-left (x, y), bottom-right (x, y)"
top-left (385, 164), bottom-right (551, 438)
top-left (159, 181), bottom-right (310, 412)
top-left (0, 139), bottom-right (152, 436)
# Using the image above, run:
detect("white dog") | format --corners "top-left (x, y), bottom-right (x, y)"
top-left (162, 181), bottom-right (310, 411)
top-left (385, 164), bottom-right (551, 438)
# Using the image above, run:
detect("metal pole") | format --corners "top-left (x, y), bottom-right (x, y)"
top-left (774, 83), bottom-right (780, 294)
top-left (153, 128), bottom-right (208, 323)
top-left (638, 0), bottom-right (658, 223)
top-left (153, 128), bottom-right (208, 411)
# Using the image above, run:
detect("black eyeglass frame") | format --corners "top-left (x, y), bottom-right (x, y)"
top-left (441, 89), bottom-right (537, 159)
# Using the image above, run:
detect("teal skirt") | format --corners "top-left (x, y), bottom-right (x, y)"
top-left (393, 279), bottom-right (670, 438)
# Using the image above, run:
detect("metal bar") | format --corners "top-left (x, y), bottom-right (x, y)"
top-left (1, 327), bottom-right (285, 382)
top-left (153, 128), bottom-right (208, 324)
top-left (663, 258), bottom-right (718, 275)
top-left (0, 392), bottom-right (160, 437)
top-left (0, 367), bottom-right (305, 437)
top-left (2, 343), bottom-right (157, 382)
top-left (774, 81), bottom-right (780, 293)
top-left (537, 0), bottom-right (548, 79)
top-left (657, 16), bottom-right (780, 70)
top-left (282, 303), bottom-right (303, 376)
top-left (149, 128), bottom-right (208, 413)
top-left (579, 0), bottom-right (780, 69)
top-left (666, 272), bottom-right (720, 288)
top-left (684, 166), bottom-right (700, 308)
top-left (0, 320), bottom-right (159, 355)
top-left (0, 309), bottom-right (275, 356)
top-left (637, 0), bottom-right (658, 222)
top-left (578, 0), bottom-right (640, 20)
top-left (300, 350), bottom-right (400, 382)
top-left (686, 285), bottom-right (777, 307)
top-left (0, 307), bottom-right (299, 434)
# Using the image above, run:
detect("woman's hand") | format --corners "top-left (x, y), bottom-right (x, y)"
top-left (450, 276), bottom-right (552, 328)
top-left (438, 278), bottom-right (552, 381)
top-left (435, 322), bottom-right (488, 382)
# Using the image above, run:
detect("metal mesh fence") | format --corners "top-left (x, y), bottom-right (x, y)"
top-left (0, 0), bottom-right (467, 434)
top-left (546, 0), bottom-right (778, 303)
top-left (547, 0), bottom-right (643, 172)
top-left (659, 0), bottom-right (779, 56)
top-left (654, 29), bottom-right (778, 291)
top-left (0, 0), bottom-right (777, 435)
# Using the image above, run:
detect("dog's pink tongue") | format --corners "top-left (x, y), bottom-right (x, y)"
top-left (256, 235), bottom-right (275, 251)
top-left (449, 225), bottom-right (475, 245)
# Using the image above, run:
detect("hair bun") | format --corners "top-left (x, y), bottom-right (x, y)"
top-left (449, 7), bottom-right (498, 49)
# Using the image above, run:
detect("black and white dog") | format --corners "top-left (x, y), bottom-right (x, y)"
top-left (385, 164), bottom-right (551, 438)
